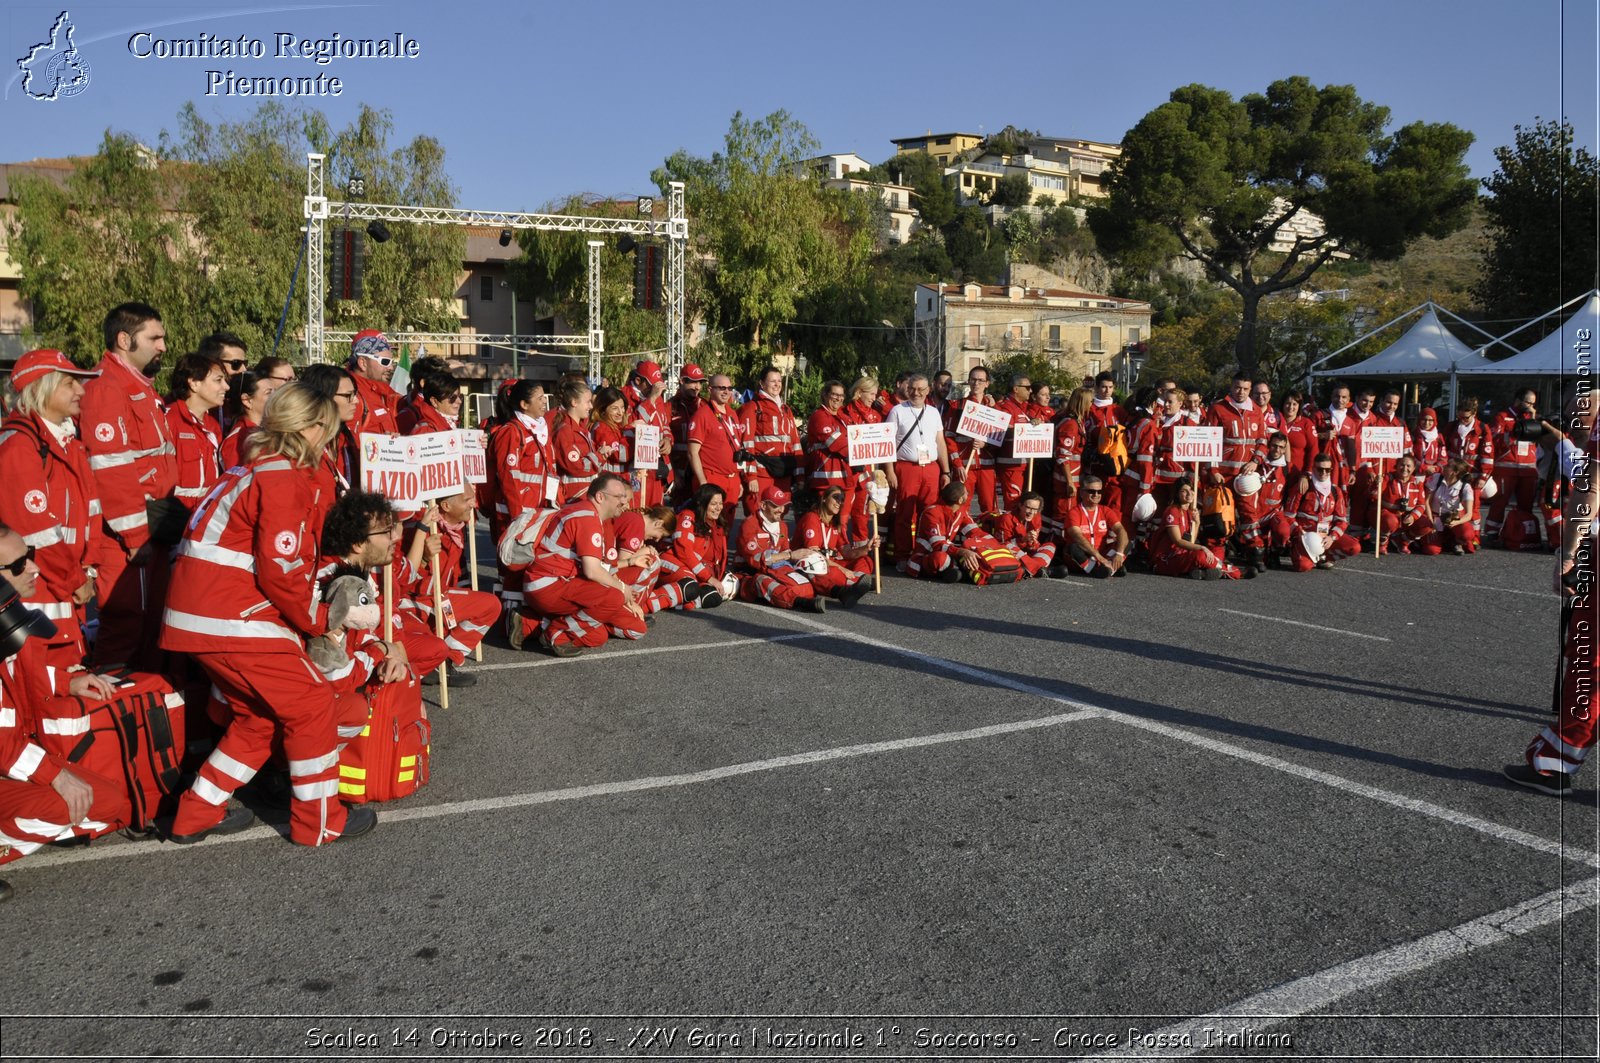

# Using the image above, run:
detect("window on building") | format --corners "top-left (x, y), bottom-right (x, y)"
top-left (965, 323), bottom-right (983, 349)
top-left (1047, 325), bottom-right (1062, 350)
top-left (1088, 326), bottom-right (1103, 351)
top-left (1008, 325), bottom-right (1024, 348)
top-left (1030, 174), bottom-right (1066, 191)
top-left (963, 174), bottom-right (973, 188)
top-left (1088, 360), bottom-right (1102, 376)
top-left (480, 275), bottom-right (493, 302)
top-left (1128, 327), bottom-right (1141, 345)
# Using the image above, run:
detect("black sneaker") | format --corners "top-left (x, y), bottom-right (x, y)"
top-left (0, 879), bottom-right (13, 904)
top-left (1504, 762), bottom-right (1575, 796)
top-left (422, 664), bottom-right (477, 688)
top-left (836, 581), bottom-right (871, 608)
top-left (337, 805), bottom-right (378, 841)
top-left (170, 803), bottom-right (256, 845)
top-left (804, 595), bottom-right (827, 614)
top-left (1111, 565), bottom-right (1128, 578)
top-left (937, 566), bottom-right (962, 583)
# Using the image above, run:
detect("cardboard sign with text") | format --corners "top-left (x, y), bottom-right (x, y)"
top-left (1172, 425), bottom-right (1224, 464)
top-left (955, 401), bottom-right (1011, 447)
top-left (459, 429), bottom-right (488, 485)
top-left (359, 432), bottom-right (467, 509)
top-left (847, 422), bottom-right (897, 466)
top-left (1361, 425), bottom-right (1408, 460)
top-left (633, 425), bottom-right (662, 470)
top-left (1011, 423), bottom-right (1053, 459)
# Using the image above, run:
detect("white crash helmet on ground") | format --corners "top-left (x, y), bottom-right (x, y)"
top-left (1130, 492), bottom-right (1159, 523)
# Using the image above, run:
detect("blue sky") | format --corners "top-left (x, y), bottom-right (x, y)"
top-left (4, 0), bottom-right (1596, 210)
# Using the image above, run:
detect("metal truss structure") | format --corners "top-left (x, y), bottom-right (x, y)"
top-left (303, 153), bottom-right (688, 380)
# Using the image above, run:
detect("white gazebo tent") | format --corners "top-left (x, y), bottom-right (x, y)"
top-left (1306, 301), bottom-right (1498, 412)
top-left (1455, 289), bottom-right (1600, 378)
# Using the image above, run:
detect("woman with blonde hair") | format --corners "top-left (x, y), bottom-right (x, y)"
top-left (1046, 386), bottom-right (1094, 540)
top-left (161, 382), bottom-right (375, 847)
top-left (0, 349), bottom-right (106, 660)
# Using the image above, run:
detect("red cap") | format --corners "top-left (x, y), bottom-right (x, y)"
top-left (10, 349), bottom-right (99, 391)
top-left (635, 360), bottom-right (664, 386)
top-left (759, 485), bottom-right (791, 508)
top-left (681, 363), bottom-right (706, 382)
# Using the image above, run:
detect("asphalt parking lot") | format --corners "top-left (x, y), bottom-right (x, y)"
top-left (2, 547), bottom-right (1593, 1061)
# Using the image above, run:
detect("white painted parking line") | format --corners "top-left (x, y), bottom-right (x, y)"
top-left (1337, 566), bottom-right (1558, 599)
top-left (1095, 876), bottom-right (1600, 1059)
top-left (21, 705), bottom-right (1105, 868)
top-left (470, 631), bottom-right (823, 671)
top-left (1216, 608), bottom-right (1392, 642)
top-left (746, 605), bottom-right (1600, 870)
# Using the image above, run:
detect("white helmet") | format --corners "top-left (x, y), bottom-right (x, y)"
top-left (1131, 492), bottom-right (1159, 522)
top-left (1478, 476), bottom-right (1498, 500)
top-left (1300, 530), bottom-right (1326, 564)
top-left (799, 553), bottom-right (828, 576)
top-left (1233, 472), bottom-right (1263, 497)
top-left (720, 573), bottom-right (741, 599)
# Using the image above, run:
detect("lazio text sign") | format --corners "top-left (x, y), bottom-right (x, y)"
top-left (1012, 423), bottom-right (1053, 459)
top-left (1172, 425), bottom-right (1224, 464)
top-left (360, 431), bottom-right (467, 508)
top-left (955, 401), bottom-right (1011, 447)
top-left (1361, 425), bottom-right (1408, 460)
top-left (847, 422), bottom-right (897, 466)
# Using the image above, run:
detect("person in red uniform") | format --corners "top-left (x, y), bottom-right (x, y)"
top-left (346, 329), bottom-right (401, 438)
top-left (1121, 390), bottom-right (1162, 531)
top-left (0, 350), bottom-right (105, 662)
top-left (0, 543), bottom-right (133, 904)
top-left (400, 370), bottom-right (463, 436)
top-left (1083, 371), bottom-right (1126, 515)
top-left (659, 486), bottom-right (732, 608)
top-left (876, 373), bottom-right (911, 419)
top-left (844, 377), bottom-right (889, 533)
top-left (740, 366), bottom-right (804, 514)
top-left (1252, 382), bottom-right (1282, 435)
top-left (1047, 387), bottom-right (1092, 543)
top-left (886, 374), bottom-right (953, 568)
top-left (1028, 382), bottom-right (1055, 422)
top-left (1057, 475), bottom-right (1129, 579)
top-left (1205, 372), bottom-right (1268, 489)
top-left (993, 373), bottom-right (1040, 514)
top-left (1315, 384), bottom-right (1357, 489)
top-left (1279, 391), bottom-right (1318, 480)
top-left (393, 356), bottom-right (454, 435)
top-left (549, 379), bottom-right (601, 505)
top-left (622, 363), bottom-right (672, 506)
top-left (514, 474), bottom-right (646, 656)
top-left (736, 486), bottom-right (868, 613)
top-left (164, 353), bottom-right (228, 515)
top-left (1445, 397), bottom-right (1496, 530)
top-left (1150, 479), bottom-right (1242, 579)
top-left (220, 369), bottom-right (286, 470)
top-left (299, 364), bottom-right (362, 494)
top-left (984, 492), bottom-right (1057, 578)
top-left (591, 387), bottom-right (632, 477)
top-left (947, 366), bottom-right (998, 513)
top-left (905, 481), bottom-right (982, 582)
top-left (1149, 387), bottom-right (1190, 518)
top-left (397, 491), bottom-right (500, 679)
top-left (485, 381), bottom-right (552, 608)
top-left (688, 374), bottom-right (752, 523)
top-left (81, 303), bottom-right (179, 669)
top-left (668, 364), bottom-right (705, 504)
top-left (1238, 432), bottom-right (1296, 568)
top-left (1411, 407), bottom-right (1447, 481)
top-left (162, 382), bottom-right (375, 847)
top-left (611, 505), bottom-right (698, 615)
top-left (1283, 455), bottom-right (1362, 571)
top-left (796, 486), bottom-right (878, 579)
top-left (1505, 405), bottom-right (1597, 795)
top-left (1485, 388), bottom-right (1542, 541)
top-left (806, 380), bottom-right (856, 520)
top-left (1375, 453), bottom-right (1434, 554)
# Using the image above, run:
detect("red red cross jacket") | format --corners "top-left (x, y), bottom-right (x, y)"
top-left (806, 406), bottom-right (853, 488)
top-left (1446, 416), bottom-right (1496, 480)
top-left (735, 514), bottom-right (794, 573)
top-left (165, 402), bottom-right (222, 507)
top-left (80, 351), bottom-right (178, 554)
top-left (1285, 481), bottom-right (1351, 537)
top-left (1205, 399), bottom-right (1268, 476)
top-left (159, 455), bottom-right (336, 655)
top-left (550, 410), bottom-right (602, 504)
top-left (0, 412), bottom-right (104, 622)
top-left (350, 372), bottom-right (401, 438)
top-left (740, 392), bottom-right (803, 476)
top-left (486, 415), bottom-right (553, 523)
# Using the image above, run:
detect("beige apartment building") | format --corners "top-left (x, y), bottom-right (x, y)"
top-left (946, 135), bottom-right (1123, 207)
top-left (890, 131), bottom-right (985, 166)
top-left (914, 281), bottom-right (1152, 381)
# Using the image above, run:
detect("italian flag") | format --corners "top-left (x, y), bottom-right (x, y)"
top-left (389, 343), bottom-right (413, 395)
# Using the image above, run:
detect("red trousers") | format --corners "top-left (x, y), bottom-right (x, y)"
top-left (1152, 546), bottom-right (1223, 577)
top-left (996, 463), bottom-right (1027, 510)
top-left (809, 561), bottom-right (864, 597)
top-left (92, 546), bottom-right (170, 669)
top-left (1486, 470), bottom-right (1539, 535)
top-left (739, 567), bottom-right (815, 609)
top-left (1239, 510), bottom-right (1294, 550)
top-left (1425, 521), bottom-right (1480, 553)
top-left (525, 578), bottom-right (646, 649)
top-left (965, 465), bottom-right (997, 515)
top-left (1525, 598), bottom-right (1598, 775)
top-left (173, 649), bottom-right (348, 846)
top-left (892, 461), bottom-right (940, 560)
top-left (0, 763), bottom-right (129, 866)
top-left (1013, 541), bottom-right (1057, 578)
top-left (1288, 531), bottom-right (1362, 572)
top-left (407, 588), bottom-right (501, 666)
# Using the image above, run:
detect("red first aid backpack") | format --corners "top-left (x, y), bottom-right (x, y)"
top-left (960, 531), bottom-right (1024, 585)
top-left (37, 671), bottom-right (186, 831)
top-left (339, 676), bottom-right (430, 804)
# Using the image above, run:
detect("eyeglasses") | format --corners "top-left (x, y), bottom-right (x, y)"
top-left (1, 546), bottom-right (36, 576)
top-left (602, 491), bottom-right (631, 503)
top-left (222, 359), bottom-right (247, 371)
top-left (1314, 466), bottom-right (1333, 473)
top-left (440, 394), bottom-right (463, 404)
top-left (365, 523), bottom-right (399, 540)
top-left (1081, 488), bottom-right (1103, 494)
top-left (711, 385), bottom-right (733, 392)
top-left (334, 390), bottom-right (358, 401)
top-left (825, 492), bottom-right (844, 502)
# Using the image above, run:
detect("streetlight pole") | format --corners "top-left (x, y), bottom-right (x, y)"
top-left (502, 277), bottom-right (519, 378)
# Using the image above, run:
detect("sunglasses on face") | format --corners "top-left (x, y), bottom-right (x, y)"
top-left (3, 546), bottom-right (38, 575)
top-left (335, 390), bottom-right (358, 401)
top-left (222, 360), bottom-right (247, 371)
top-left (364, 354), bottom-right (395, 367)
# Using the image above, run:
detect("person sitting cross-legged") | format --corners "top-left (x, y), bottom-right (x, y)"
top-left (735, 486), bottom-right (869, 613)
top-left (1054, 475), bottom-right (1129, 579)
top-left (984, 492), bottom-right (1057, 578)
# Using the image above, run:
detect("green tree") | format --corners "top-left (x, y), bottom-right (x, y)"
top-left (1090, 77), bottom-right (1476, 375)
top-left (1475, 118), bottom-right (1599, 321)
top-left (990, 173), bottom-right (1032, 208)
top-left (653, 110), bottom-right (872, 353)
top-left (870, 150), bottom-right (956, 230)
